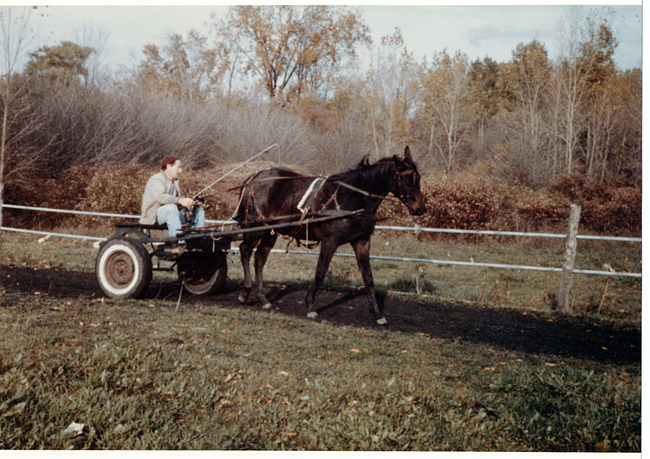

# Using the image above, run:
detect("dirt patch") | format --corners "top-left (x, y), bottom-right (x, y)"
top-left (0, 263), bottom-right (640, 366)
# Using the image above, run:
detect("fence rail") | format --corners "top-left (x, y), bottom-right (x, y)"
top-left (0, 203), bottom-right (642, 279)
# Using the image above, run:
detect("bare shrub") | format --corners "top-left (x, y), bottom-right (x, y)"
top-left (204, 101), bottom-right (321, 168)
top-left (1, 76), bottom-right (62, 197)
top-left (313, 101), bottom-right (375, 173)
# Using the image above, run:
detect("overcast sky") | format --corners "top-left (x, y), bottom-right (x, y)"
top-left (14, 2), bottom-right (644, 75)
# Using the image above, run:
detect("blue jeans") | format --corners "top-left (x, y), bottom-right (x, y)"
top-left (157, 204), bottom-right (205, 238)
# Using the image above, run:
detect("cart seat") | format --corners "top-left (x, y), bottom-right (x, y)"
top-left (109, 221), bottom-right (169, 241)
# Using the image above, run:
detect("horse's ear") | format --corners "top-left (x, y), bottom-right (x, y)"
top-left (404, 146), bottom-right (412, 161)
top-left (359, 154), bottom-right (371, 167)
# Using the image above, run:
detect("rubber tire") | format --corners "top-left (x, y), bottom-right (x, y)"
top-left (96, 237), bottom-right (152, 299)
top-left (178, 251), bottom-right (228, 295)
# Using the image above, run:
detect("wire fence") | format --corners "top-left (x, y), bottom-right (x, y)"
top-left (0, 203), bottom-right (642, 279)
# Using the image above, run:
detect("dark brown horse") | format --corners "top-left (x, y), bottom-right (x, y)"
top-left (233, 146), bottom-right (426, 325)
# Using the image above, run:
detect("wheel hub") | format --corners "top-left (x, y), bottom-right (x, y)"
top-left (106, 252), bottom-right (135, 287)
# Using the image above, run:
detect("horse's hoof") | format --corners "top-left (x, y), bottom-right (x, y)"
top-left (307, 311), bottom-right (318, 319)
top-left (262, 302), bottom-right (272, 309)
top-left (376, 317), bottom-right (388, 326)
top-left (238, 292), bottom-right (248, 304)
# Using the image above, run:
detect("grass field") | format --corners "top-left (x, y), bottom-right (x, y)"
top-left (0, 230), bottom-right (641, 451)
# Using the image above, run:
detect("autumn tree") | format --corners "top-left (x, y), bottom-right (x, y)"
top-left (610, 68), bottom-right (641, 181)
top-left (214, 5), bottom-right (371, 102)
top-left (25, 41), bottom-right (94, 85)
top-left (416, 49), bottom-right (472, 174)
top-left (134, 30), bottom-right (223, 101)
top-left (579, 20), bottom-right (618, 180)
top-left (495, 40), bottom-right (552, 186)
top-left (467, 56), bottom-right (511, 149)
top-left (364, 28), bottom-right (419, 160)
top-left (324, 80), bottom-right (373, 165)
top-left (551, 9), bottom-right (618, 178)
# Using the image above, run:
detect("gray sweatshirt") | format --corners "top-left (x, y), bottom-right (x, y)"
top-left (139, 171), bottom-right (182, 224)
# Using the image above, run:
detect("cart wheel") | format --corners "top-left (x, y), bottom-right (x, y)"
top-left (178, 251), bottom-right (228, 295)
top-left (96, 237), bottom-right (152, 299)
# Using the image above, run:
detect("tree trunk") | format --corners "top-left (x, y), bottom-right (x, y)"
top-left (0, 99), bottom-right (7, 248)
top-left (0, 181), bottom-right (3, 246)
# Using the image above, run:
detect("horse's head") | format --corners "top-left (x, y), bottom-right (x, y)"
top-left (392, 146), bottom-right (427, 216)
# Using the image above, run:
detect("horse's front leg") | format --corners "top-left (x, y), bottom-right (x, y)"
top-left (306, 238), bottom-right (337, 319)
top-left (251, 231), bottom-right (277, 309)
top-left (351, 238), bottom-right (387, 325)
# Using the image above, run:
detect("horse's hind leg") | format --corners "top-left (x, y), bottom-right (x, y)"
top-left (305, 239), bottom-right (337, 319)
top-left (351, 238), bottom-right (387, 325)
top-left (250, 231), bottom-right (277, 309)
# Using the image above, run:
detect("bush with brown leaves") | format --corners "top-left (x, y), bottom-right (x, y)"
top-left (418, 177), bottom-right (505, 230)
top-left (3, 166), bottom-right (641, 237)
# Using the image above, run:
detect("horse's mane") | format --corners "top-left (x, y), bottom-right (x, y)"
top-left (357, 155), bottom-right (397, 168)
top-left (330, 155), bottom-right (402, 184)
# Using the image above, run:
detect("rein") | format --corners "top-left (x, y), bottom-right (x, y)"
top-left (333, 180), bottom-right (401, 203)
top-left (194, 144), bottom-right (278, 198)
top-left (227, 174), bottom-right (321, 192)
top-left (231, 169), bottom-right (414, 203)
top-left (333, 167), bottom-right (417, 203)
top-left (228, 174), bottom-right (400, 202)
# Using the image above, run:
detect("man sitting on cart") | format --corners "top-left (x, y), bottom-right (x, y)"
top-left (140, 154), bottom-right (205, 240)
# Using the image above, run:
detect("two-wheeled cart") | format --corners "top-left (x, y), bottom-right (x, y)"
top-left (95, 210), bottom-right (361, 299)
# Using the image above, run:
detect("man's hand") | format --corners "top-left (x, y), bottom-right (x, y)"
top-left (177, 197), bottom-right (195, 208)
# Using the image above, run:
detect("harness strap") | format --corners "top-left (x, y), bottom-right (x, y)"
top-left (297, 177), bottom-right (327, 214)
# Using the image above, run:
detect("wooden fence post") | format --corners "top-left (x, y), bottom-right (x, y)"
top-left (558, 203), bottom-right (581, 313)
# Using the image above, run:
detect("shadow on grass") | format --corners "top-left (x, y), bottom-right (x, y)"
top-left (0, 264), bottom-right (640, 366)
